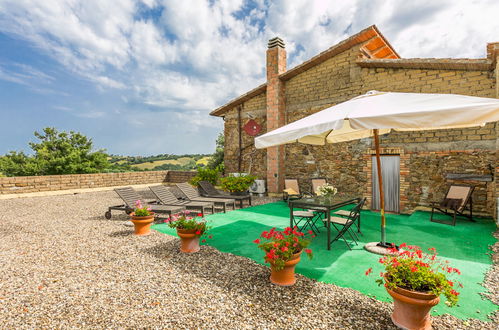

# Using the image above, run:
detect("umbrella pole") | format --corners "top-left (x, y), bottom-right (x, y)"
top-left (373, 129), bottom-right (387, 245)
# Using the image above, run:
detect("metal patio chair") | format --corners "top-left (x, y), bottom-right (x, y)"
top-left (283, 178), bottom-right (304, 202)
top-left (333, 197), bottom-right (365, 234)
top-left (323, 198), bottom-right (365, 250)
top-left (311, 178), bottom-right (327, 196)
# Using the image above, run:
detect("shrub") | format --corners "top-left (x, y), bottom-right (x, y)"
top-left (219, 174), bottom-right (256, 193)
top-left (190, 167), bottom-right (220, 187)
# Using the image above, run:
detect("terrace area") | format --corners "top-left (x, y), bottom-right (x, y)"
top-left (0, 189), bottom-right (497, 329)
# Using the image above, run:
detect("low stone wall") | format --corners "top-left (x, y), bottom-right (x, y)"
top-left (166, 171), bottom-right (198, 183)
top-left (0, 170), bottom-right (196, 195)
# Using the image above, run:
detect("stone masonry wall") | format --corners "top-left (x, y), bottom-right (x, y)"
top-left (0, 170), bottom-right (196, 195)
top-left (222, 37), bottom-right (498, 216)
top-left (224, 92), bottom-right (267, 179)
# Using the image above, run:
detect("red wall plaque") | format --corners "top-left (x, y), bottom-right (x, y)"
top-left (243, 119), bottom-right (261, 136)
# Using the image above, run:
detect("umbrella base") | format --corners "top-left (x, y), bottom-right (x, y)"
top-left (377, 241), bottom-right (399, 249)
top-left (364, 242), bottom-right (399, 256)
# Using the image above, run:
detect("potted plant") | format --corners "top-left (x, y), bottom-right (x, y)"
top-left (316, 183), bottom-right (337, 202)
top-left (254, 227), bottom-right (314, 286)
top-left (219, 174), bottom-right (257, 196)
top-left (366, 244), bottom-right (462, 330)
top-left (129, 200), bottom-right (155, 236)
top-left (166, 211), bottom-right (209, 253)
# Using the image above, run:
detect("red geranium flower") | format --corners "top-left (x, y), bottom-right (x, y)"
top-left (253, 239), bottom-right (261, 244)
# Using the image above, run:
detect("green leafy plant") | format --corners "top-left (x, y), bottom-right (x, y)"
top-left (165, 211), bottom-right (211, 240)
top-left (219, 174), bottom-right (256, 193)
top-left (207, 132), bottom-right (224, 170)
top-left (366, 244), bottom-right (462, 307)
top-left (190, 167), bottom-right (220, 187)
top-left (254, 227), bottom-right (314, 271)
top-left (133, 200), bottom-right (153, 216)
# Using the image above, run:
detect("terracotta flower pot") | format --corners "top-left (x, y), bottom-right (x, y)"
top-left (130, 212), bottom-right (155, 236)
top-left (177, 228), bottom-right (201, 253)
top-left (386, 283), bottom-right (440, 330)
top-left (270, 250), bottom-right (302, 286)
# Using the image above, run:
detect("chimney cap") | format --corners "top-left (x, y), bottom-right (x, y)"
top-left (268, 37), bottom-right (285, 49)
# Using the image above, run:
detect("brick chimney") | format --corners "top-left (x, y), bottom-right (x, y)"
top-left (266, 37), bottom-right (287, 193)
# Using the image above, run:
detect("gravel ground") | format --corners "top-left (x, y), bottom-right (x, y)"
top-left (0, 190), bottom-right (497, 329)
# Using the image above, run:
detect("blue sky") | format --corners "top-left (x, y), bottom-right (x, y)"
top-left (0, 0), bottom-right (498, 156)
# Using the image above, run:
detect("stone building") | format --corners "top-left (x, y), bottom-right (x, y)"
top-left (210, 25), bottom-right (499, 218)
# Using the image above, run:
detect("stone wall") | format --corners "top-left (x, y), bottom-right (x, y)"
top-left (0, 170), bottom-right (196, 195)
top-left (224, 92), bottom-right (267, 179)
top-left (166, 171), bottom-right (197, 183)
top-left (220, 36), bottom-right (498, 216)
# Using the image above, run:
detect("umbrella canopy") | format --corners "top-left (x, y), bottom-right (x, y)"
top-left (255, 91), bottom-right (499, 148)
top-left (255, 90), bottom-right (499, 248)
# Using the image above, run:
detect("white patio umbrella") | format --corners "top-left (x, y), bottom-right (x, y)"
top-left (255, 90), bottom-right (499, 248)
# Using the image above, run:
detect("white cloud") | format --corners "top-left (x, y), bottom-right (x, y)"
top-left (0, 0), bottom-right (498, 154)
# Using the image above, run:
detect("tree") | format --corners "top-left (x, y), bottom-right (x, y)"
top-left (0, 151), bottom-right (39, 176)
top-left (0, 127), bottom-right (110, 176)
top-left (207, 132), bottom-right (224, 171)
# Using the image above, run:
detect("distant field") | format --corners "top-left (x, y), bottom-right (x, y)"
top-left (130, 156), bottom-right (212, 169)
top-left (196, 156), bottom-right (211, 165)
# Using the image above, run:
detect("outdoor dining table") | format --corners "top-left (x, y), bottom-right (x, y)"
top-left (289, 196), bottom-right (361, 250)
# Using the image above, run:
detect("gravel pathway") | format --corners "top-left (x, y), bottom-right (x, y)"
top-left (0, 190), bottom-right (497, 329)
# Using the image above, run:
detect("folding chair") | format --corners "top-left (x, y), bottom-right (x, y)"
top-left (283, 179), bottom-right (303, 202)
top-left (430, 184), bottom-right (475, 226)
top-left (311, 178), bottom-right (327, 196)
top-left (333, 197), bottom-right (366, 234)
top-left (324, 199), bottom-right (364, 250)
top-left (291, 210), bottom-right (321, 234)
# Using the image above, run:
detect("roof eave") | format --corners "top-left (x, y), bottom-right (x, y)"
top-left (357, 58), bottom-right (492, 71)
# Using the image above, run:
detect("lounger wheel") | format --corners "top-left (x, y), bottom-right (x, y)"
top-left (104, 211), bottom-right (112, 219)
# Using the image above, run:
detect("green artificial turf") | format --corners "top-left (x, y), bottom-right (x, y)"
top-left (152, 201), bottom-right (498, 320)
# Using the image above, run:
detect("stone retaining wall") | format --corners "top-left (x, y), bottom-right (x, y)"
top-left (0, 170), bottom-right (196, 195)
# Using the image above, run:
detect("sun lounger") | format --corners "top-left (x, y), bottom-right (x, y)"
top-left (191, 181), bottom-right (252, 208)
top-left (149, 185), bottom-right (215, 217)
top-left (167, 185), bottom-right (236, 213)
top-left (105, 186), bottom-right (185, 219)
